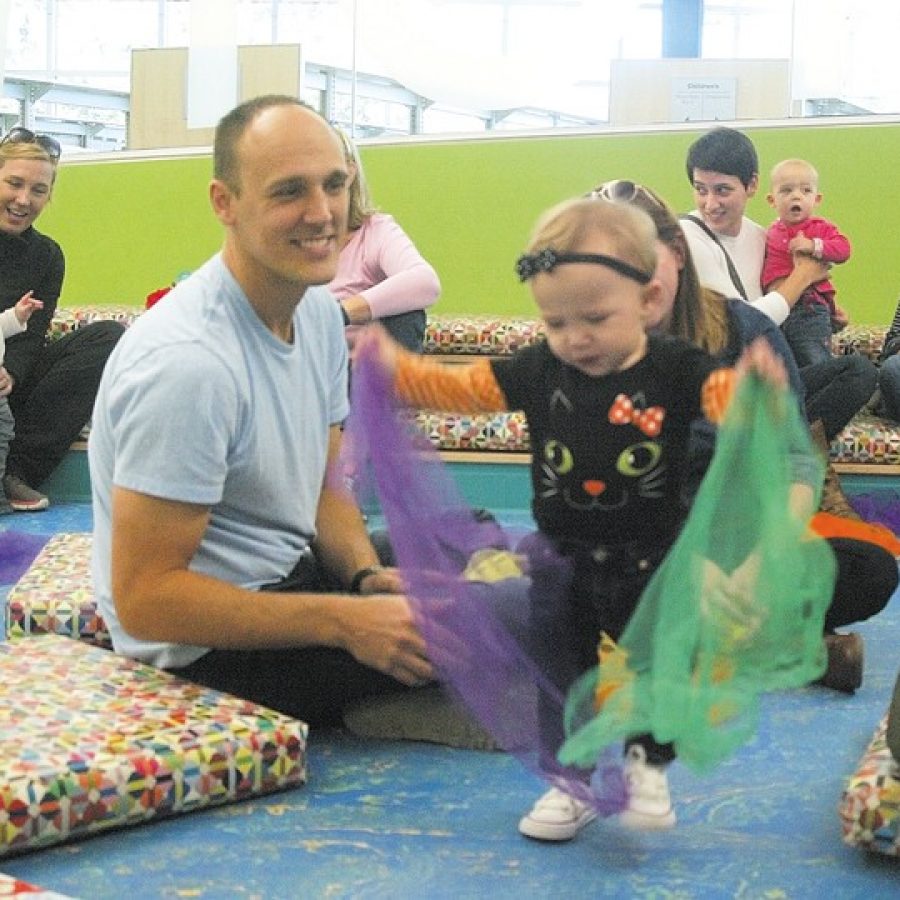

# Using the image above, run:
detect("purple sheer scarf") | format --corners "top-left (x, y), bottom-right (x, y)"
top-left (0, 530), bottom-right (50, 584)
top-left (340, 342), bottom-right (627, 815)
top-left (851, 491), bottom-right (900, 536)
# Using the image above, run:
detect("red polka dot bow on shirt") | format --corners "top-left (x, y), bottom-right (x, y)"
top-left (608, 394), bottom-right (665, 437)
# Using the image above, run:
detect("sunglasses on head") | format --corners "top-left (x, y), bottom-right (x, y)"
top-left (590, 179), bottom-right (643, 203)
top-left (588, 178), bottom-right (668, 210)
top-left (0, 126), bottom-right (61, 161)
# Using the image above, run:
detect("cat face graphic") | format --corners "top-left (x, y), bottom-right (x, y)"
top-left (538, 391), bottom-right (668, 511)
top-left (539, 438), bottom-right (666, 510)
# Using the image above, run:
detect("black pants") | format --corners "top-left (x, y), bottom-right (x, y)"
top-left (532, 541), bottom-right (676, 772)
top-left (381, 309), bottom-right (426, 353)
top-left (8, 321), bottom-right (125, 486)
top-left (170, 546), bottom-right (409, 727)
top-left (802, 352), bottom-right (877, 441)
top-left (824, 537), bottom-right (898, 632)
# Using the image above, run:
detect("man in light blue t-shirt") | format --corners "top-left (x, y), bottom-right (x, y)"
top-left (89, 96), bottom-right (433, 726)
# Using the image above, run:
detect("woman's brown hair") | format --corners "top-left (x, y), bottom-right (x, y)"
top-left (587, 180), bottom-right (731, 356)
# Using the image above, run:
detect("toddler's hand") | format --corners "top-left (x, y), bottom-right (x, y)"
top-left (788, 232), bottom-right (815, 256)
top-left (700, 554), bottom-right (765, 648)
top-left (13, 291), bottom-right (43, 324)
top-left (736, 337), bottom-right (787, 390)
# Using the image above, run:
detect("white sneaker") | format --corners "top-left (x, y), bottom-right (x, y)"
top-left (518, 787), bottom-right (598, 841)
top-left (619, 744), bottom-right (676, 831)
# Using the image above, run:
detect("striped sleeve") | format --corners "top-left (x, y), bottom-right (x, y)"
top-left (394, 352), bottom-right (508, 412)
top-left (700, 368), bottom-right (737, 424)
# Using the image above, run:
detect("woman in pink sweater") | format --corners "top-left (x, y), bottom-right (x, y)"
top-left (328, 131), bottom-right (441, 352)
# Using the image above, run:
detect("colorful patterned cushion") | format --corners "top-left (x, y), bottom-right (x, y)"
top-left (414, 405), bottom-right (900, 463)
top-left (413, 409), bottom-right (530, 453)
top-left (5, 533), bottom-right (108, 648)
top-left (840, 714), bottom-right (900, 856)
top-left (423, 315), bottom-right (544, 356)
top-left (0, 634), bottom-right (307, 858)
top-left (830, 411), bottom-right (900, 465)
top-left (833, 325), bottom-right (889, 362)
top-left (45, 309), bottom-right (888, 360)
top-left (44, 309), bottom-right (900, 464)
top-left (0, 873), bottom-right (73, 897)
top-left (48, 305), bottom-right (143, 340)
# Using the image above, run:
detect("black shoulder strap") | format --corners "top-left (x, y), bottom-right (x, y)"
top-left (680, 213), bottom-right (749, 303)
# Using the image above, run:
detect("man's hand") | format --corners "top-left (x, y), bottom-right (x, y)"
top-left (790, 251), bottom-right (830, 288)
top-left (340, 593), bottom-right (433, 686)
top-left (0, 367), bottom-right (13, 398)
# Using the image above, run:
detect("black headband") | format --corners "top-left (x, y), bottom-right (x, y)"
top-left (515, 248), bottom-right (652, 285)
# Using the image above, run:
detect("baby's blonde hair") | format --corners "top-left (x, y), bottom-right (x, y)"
top-left (526, 197), bottom-right (658, 278)
top-left (770, 158), bottom-right (819, 188)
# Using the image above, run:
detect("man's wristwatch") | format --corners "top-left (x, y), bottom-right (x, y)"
top-left (349, 564), bottom-right (385, 594)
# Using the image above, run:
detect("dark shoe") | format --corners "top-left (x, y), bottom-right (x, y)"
top-left (2, 473), bottom-right (49, 512)
top-left (809, 420), bottom-right (861, 520)
top-left (816, 632), bottom-right (864, 694)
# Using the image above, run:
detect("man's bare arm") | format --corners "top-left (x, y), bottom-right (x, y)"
top-left (776, 254), bottom-right (831, 308)
top-left (312, 424), bottom-right (403, 595)
top-left (109, 482), bottom-right (432, 684)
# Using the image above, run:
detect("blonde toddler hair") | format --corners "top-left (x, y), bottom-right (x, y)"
top-left (525, 196), bottom-right (658, 279)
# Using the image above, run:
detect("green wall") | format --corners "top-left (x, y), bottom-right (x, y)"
top-left (41, 121), bottom-right (900, 324)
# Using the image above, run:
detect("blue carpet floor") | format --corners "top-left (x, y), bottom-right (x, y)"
top-left (1, 502), bottom-right (898, 899)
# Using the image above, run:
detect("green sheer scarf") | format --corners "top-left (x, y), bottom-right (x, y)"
top-left (560, 375), bottom-right (836, 772)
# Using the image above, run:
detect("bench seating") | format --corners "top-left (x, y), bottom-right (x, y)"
top-left (50, 307), bottom-right (897, 467)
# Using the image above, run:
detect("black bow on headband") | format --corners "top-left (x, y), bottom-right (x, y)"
top-left (515, 248), bottom-right (652, 284)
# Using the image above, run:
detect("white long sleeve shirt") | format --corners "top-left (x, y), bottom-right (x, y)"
top-left (682, 212), bottom-right (791, 326)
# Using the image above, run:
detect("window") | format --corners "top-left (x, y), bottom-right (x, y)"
top-left (2, 0), bottom-right (899, 152)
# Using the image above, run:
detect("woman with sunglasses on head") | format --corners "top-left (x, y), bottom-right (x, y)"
top-left (0, 127), bottom-right (124, 511)
top-left (591, 179), bottom-right (898, 695)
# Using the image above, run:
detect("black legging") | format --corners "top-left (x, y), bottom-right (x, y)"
top-left (8, 320), bottom-right (125, 486)
top-left (824, 537), bottom-right (898, 632)
top-left (802, 353), bottom-right (877, 441)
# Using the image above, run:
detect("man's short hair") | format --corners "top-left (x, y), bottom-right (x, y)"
top-left (685, 127), bottom-right (759, 188)
top-left (213, 95), bottom-right (325, 192)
